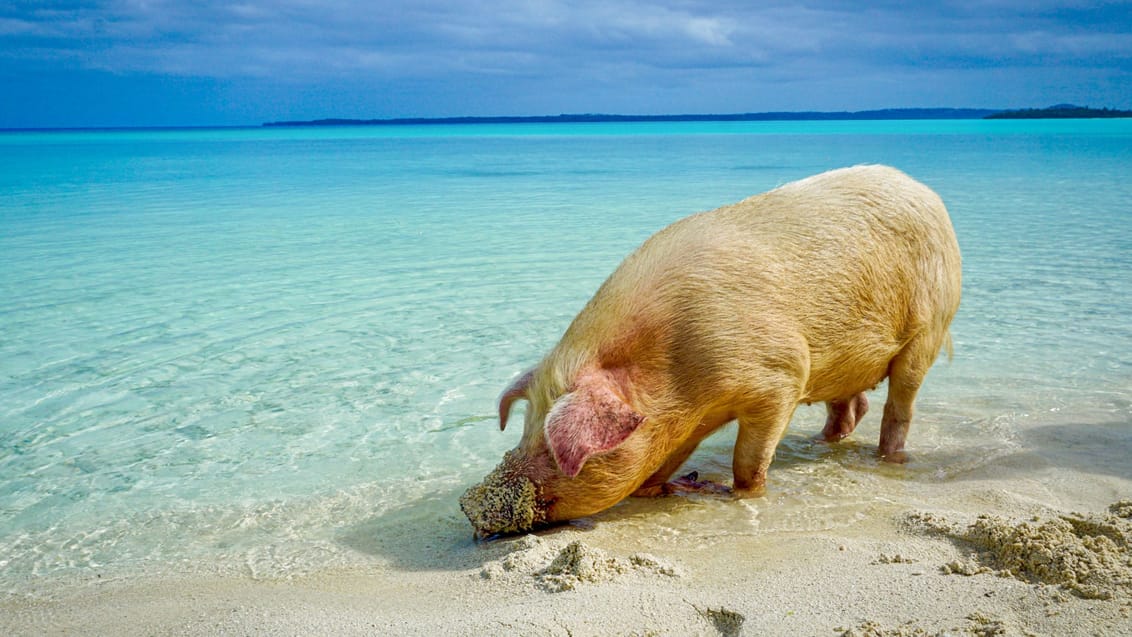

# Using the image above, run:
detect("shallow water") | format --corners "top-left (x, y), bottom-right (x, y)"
top-left (1, 120), bottom-right (1130, 593)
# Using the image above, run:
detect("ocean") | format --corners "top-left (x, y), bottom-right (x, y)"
top-left (1, 120), bottom-right (1130, 594)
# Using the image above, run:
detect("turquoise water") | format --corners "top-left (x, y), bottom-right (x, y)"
top-left (2, 120), bottom-right (1131, 591)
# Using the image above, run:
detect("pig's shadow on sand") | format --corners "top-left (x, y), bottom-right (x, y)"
top-left (337, 487), bottom-right (611, 573)
top-left (335, 485), bottom-right (723, 574)
top-left (335, 488), bottom-right (483, 573)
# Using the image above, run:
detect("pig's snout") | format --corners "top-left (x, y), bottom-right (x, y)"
top-left (459, 457), bottom-right (546, 536)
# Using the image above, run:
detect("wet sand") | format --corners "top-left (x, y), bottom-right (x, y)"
top-left (2, 418), bottom-right (1130, 636)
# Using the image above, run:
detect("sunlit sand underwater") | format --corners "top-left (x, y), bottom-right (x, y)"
top-left (1, 120), bottom-right (1130, 594)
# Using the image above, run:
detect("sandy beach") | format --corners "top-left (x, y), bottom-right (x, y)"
top-left (3, 417), bottom-right (1129, 637)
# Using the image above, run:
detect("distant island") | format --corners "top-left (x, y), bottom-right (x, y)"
top-left (986, 104), bottom-right (1132, 119)
top-left (263, 105), bottom-right (1131, 127)
top-left (263, 108), bottom-right (997, 127)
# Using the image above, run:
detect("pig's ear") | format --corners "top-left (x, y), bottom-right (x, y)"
top-left (544, 372), bottom-right (644, 477)
top-left (498, 368), bottom-right (535, 431)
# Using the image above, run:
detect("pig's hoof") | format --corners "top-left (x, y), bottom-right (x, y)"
top-left (668, 472), bottom-right (732, 495)
top-left (878, 449), bottom-right (910, 464)
top-left (730, 480), bottom-right (767, 499)
top-left (818, 426), bottom-right (853, 443)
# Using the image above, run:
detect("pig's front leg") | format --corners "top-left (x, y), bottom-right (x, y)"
top-left (632, 434), bottom-right (730, 497)
top-left (632, 436), bottom-right (700, 497)
top-left (732, 397), bottom-right (796, 498)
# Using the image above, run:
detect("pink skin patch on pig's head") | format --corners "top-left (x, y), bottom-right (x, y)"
top-left (544, 374), bottom-right (645, 477)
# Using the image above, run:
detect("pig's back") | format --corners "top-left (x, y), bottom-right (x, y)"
top-left (607, 165), bottom-right (961, 403)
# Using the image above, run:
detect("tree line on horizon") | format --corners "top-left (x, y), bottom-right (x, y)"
top-left (263, 105), bottom-right (1132, 127)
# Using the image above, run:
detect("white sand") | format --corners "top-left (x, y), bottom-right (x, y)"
top-left (3, 424), bottom-right (1130, 636)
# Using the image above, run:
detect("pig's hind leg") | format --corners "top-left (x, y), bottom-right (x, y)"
top-left (820, 392), bottom-right (869, 442)
top-left (879, 333), bottom-right (940, 463)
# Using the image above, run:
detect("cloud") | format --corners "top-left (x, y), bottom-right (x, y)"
top-left (1, 0), bottom-right (1125, 81)
top-left (0, 0), bottom-right (1129, 126)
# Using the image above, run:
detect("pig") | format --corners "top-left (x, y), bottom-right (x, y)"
top-left (460, 165), bottom-right (961, 536)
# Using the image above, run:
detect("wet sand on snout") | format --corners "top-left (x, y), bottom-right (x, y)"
top-left (2, 416), bottom-right (1130, 636)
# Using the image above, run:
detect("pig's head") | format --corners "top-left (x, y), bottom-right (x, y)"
top-left (460, 365), bottom-right (653, 536)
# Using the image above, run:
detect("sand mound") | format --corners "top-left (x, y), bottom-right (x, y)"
top-left (1110, 499), bottom-right (1132, 519)
top-left (479, 535), bottom-right (682, 592)
top-left (906, 501), bottom-right (1132, 600)
top-left (837, 612), bottom-right (1011, 636)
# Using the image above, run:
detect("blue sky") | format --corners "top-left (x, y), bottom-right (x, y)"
top-left (2, 1), bottom-right (1130, 128)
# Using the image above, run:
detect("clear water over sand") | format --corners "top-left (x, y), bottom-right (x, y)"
top-left (1, 120), bottom-right (1130, 593)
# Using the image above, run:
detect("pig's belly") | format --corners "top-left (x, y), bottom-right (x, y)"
top-left (802, 341), bottom-right (899, 404)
